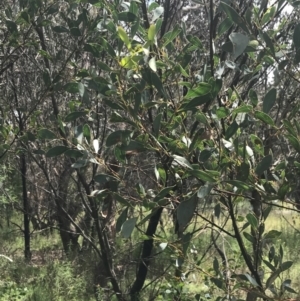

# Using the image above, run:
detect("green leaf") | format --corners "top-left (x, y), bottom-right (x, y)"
top-left (261, 6), bottom-right (277, 25)
top-left (153, 113), bottom-right (162, 137)
top-left (249, 89), bottom-right (258, 107)
top-left (189, 169), bottom-right (216, 182)
top-left (64, 82), bottom-right (79, 93)
top-left (70, 27), bottom-right (81, 36)
top-left (141, 68), bottom-right (166, 98)
top-left (64, 149), bottom-right (84, 159)
top-left (237, 162), bottom-right (250, 181)
top-left (46, 146), bottom-right (68, 157)
top-left (97, 61), bottom-right (111, 72)
top-left (229, 32), bottom-right (249, 59)
top-left (162, 24), bottom-right (181, 47)
top-left (43, 70), bottom-right (51, 86)
top-left (52, 25), bottom-right (69, 33)
top-left (282, 119), bottom-right (297, 136)
top-left (293, 23), bottom-right (300, 49)
top-left (218, 17), bottom-right (233, 36)
top-left (244, 273), bottom-right (259, 287)
top-left (185, 83), bottom-right (211, 99)
top-left (118, 26), bottom-right (130, 49)
top-left (94, 174), bottom-right (118, 184)
top-left (83, 124), bottom-right (91, 142)
top-left (220, 2), bottom-right (249, 34)
top-left (246, 213), bottom-right (258, 230)
top-left (233, 105), bottom-right (253, 114)
top-left (263, 88), bottom-right (277, 114)
top-left (173, 155), bottom-right (193, 169)
top-left (6, 20), bottom-right (18, 34)
top-left (116, 207), bottom-right (128, 232)
top-left (65, 111), bottom-right (86, 122)
top-left (278, 182), bottom-right (291, 200)
top-left (266, 261), bottom-right (293, 289)
top-left (152, 6), bottom-right (164, 22)
top-left (216, 107), bottom-right (230, 118)
top-left (210, 277), bottom-right (224, 289)
top-left (153, 186), bottom-right (175, 202)
top-left (106, 130), bottom-right (132, 147)
top-left (254, 111), bottom-right (275, 126)
top-left (118, 12), bottom-right (137, 22)
top-left (243, 232), bottom-right (255, 243)
top-left (262, 32), bottom-right (275, 56)
top-left (38, 128), bottom-right (57, 139)
top-left (121, 217), bottom-right (137, 238)
top-left (225, 121), bottom-right (239, 140)
top-left (197, 184), bottom-right (213, 198)
top-left (264, 230), bottom-right (281, 240)
top-left (287, 134), bottom-right (300, 153)
top-left (148, 24), bottom-right (156, 42)
top-left (255, 154), bottom-right (272, 176)
top-left (180, 94), bottom-right (213, 111)
top-left (225, 180), bottom-right (251, 190)
top-left (177, 194), bottom-right (197, 231)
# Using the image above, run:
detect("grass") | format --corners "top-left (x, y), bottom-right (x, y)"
top-left (1, 207), bottom-right (300, 301)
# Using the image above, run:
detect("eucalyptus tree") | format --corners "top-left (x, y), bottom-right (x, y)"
top-left (1, 0), bottom-right (300, 300)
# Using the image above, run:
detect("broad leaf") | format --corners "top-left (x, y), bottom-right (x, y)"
top-left (38, 129), bottom-right (56, 139)
top-left (254, 111), bottom-right (275, 126)
top-left (65, 111), bottom-right (86, 122)
top-left (220, 2), bottom-right (249, 34)
top-left (46, 146), bottom-right (68, 157)
top-left (177, 194), bottom-right (197, 232)
top-left (121, 217), bottom-right (137, 238)
top-left (106, 130), bottom-right (132, 147)
top-left (255, 154), bottom-right (273, 176)
top-left (229, 32), bottom-right (249, 59)
top-left (263, 88), bottom-right (277, 114)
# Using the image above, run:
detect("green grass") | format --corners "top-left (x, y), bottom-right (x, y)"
top-left (1, 207), bottom-right (300, 301)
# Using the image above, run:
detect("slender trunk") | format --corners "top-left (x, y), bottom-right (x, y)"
top-left (130, 207), bottom-right (163, 300)
top-left (20, 152), bottom-right (31, 261)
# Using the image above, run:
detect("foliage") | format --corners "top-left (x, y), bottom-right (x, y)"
top-left (1, 0), bottom-right (300, 300)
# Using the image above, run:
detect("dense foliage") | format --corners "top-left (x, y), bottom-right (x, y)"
top-left (1, 0), bottom-right (300, 300)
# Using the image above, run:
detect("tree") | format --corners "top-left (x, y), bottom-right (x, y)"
top-left (1, 0), bottom-right (300, 300)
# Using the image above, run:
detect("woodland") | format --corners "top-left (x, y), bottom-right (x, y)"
top-left (1, 0), bottom-right (300, 300)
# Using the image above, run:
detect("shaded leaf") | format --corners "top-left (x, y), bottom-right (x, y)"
top-left (225, 121), bottom-right (239, 140)
top-left (46, 146), bottom-right (68, 157)
top-left (116, 207), bottom-right (128, 232)
top-left (121, 217), bottom-right (137, 238)
top-left (52, 25), bottom-right (69, 33)
top-left (255, 154), bottom-right (273, 176)
top-left (293, 23), bottom-right (300, 49)
top-left (189, 169), bottom-right (216, 182)
top-left (220, 2), bottom-right (249, 33)
top-left (38, 128), bottom-right (56, 139)
top-left (118, 12), bottom-right (137, 22)
top-left (263, 88), bottom-right (277, 114)
top-left (246, 213), bottom-right (258, 230)
top-left (225, 180), bottom-right (251, 190)
top-left (229, 32), bottom-right (249, 59)
top-left (65, 111), bottom-right (86, 122)
top-left (177, 194), bottom-right (197, 231)
top-left (218, 17), bottom-right (233, 36)
top-left (106, 130), bottom-right (132, 147)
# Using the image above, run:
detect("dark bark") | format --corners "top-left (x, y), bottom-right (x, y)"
top-left (129, 207), bottom-right (163, 300)
top-left (20, 152), bottom-right (31, 261)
